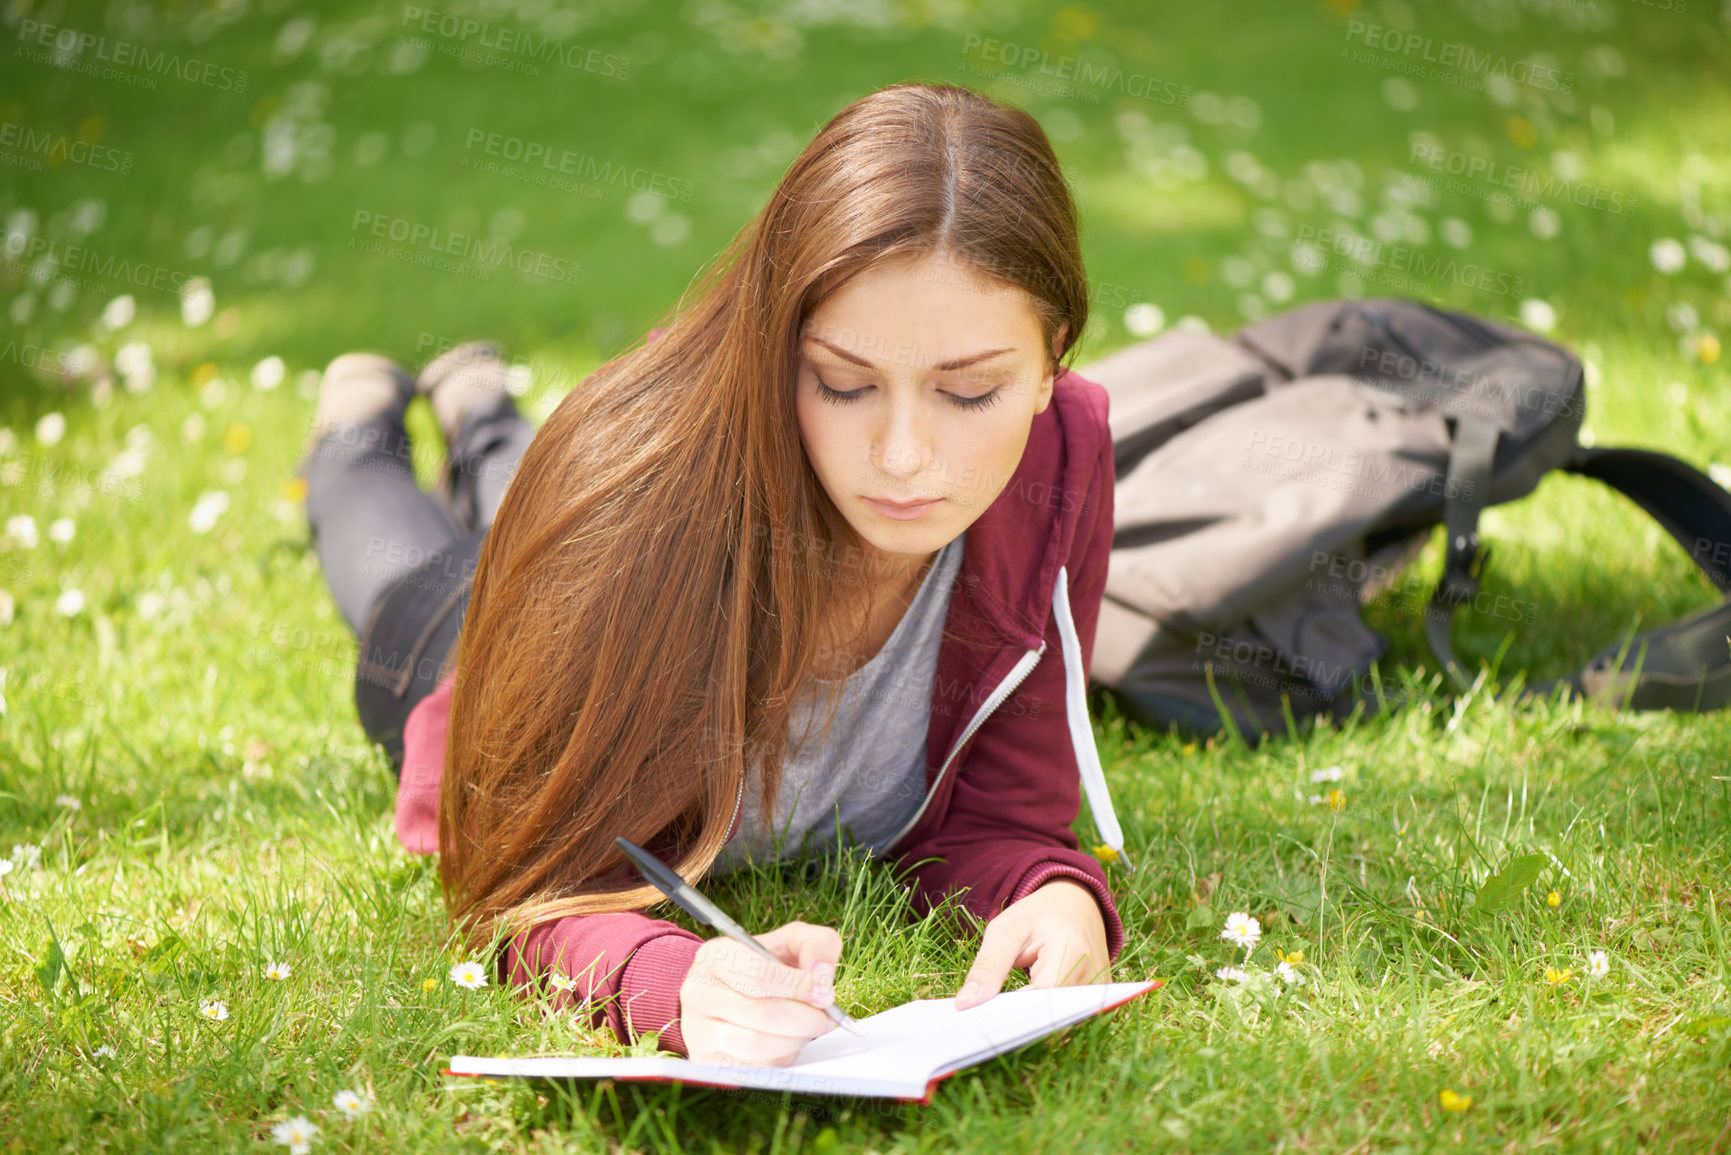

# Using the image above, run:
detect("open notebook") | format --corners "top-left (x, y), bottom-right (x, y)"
top-left (448, 979), bottom-right (1158, 1103)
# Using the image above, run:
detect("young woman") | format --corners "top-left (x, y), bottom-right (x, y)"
top-left (300, 82), bottom-right (1130, 1068)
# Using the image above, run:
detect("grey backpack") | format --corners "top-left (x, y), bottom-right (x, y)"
top-left (1083, 297), bottom-right (1731, 741)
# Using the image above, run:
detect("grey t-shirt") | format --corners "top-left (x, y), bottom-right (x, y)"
top-left (711, 529), bottom-right (967, 874)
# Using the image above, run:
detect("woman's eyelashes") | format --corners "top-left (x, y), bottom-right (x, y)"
top-left (813, 373), bottom-right (1004, 411)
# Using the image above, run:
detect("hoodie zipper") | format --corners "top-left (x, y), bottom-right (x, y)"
top-left (880, 639), bottom-right (1047, 855)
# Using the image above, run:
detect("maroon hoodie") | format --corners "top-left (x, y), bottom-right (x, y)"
top-left (391, 348), bottom-right (1128, 1057)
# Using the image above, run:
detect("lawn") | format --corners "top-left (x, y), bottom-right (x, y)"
top-left (2, 0), bottom-right (1729, 1151)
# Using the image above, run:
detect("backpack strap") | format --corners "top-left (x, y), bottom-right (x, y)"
top-left (1561, 447), bottom-right (1731, 593)
top-left (1521, 447), bottom-right (1731, 711)
top-left (1424, 415), bottom-right (1501, 691)
top-left (1428, 441), bottom-right (1731, 707)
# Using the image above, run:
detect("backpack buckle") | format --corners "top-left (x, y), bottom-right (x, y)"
top-left (1434, 531), bottom-right (1489, 605)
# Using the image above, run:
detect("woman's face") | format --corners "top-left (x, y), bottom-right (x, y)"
top-left (794, 251), bottom-right (1067, 580)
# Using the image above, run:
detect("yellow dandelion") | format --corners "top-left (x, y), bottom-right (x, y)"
top-left (282, 477), bottom-right (309, 502)
top-left (1546, 890), bottom-right (1560, 908)
top-left (1277, 948), bottom-right (1305, 966)
top-left (1700, 333), bottom-right (1721, 364)
top-left (421, 977), bottom-right (438, 992)
top-left (224, 423), bottom-right (253, 453)
top-left (1439, 1088), bottom-right (1472, 1113)
top-left (1092, 843), bottom-right (1120, 864)
top-left (1326, 789), bottom-right (1345, 812)
top-left (1544, 967), bottom-right (1573, 985)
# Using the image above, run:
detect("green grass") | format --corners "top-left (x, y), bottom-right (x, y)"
top-left (3, 0), bottom-right (1730, 1150)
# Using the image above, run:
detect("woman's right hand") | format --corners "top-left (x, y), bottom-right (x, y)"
top-left (678, 920), bottom-right (843, 1066)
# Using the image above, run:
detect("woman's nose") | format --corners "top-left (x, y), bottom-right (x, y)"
top-left (871, 398), bottom-right (933, 478)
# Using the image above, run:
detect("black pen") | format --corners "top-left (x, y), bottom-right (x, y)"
top-left (614, 836), bottom-right (864, 1038)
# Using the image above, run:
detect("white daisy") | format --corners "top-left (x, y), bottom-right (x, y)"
top-left (35, 412), bottom-right (66, 447)
top-left (1275, 960), bottom-right (1306, 986)
top-left (331, 1089), bottom-right (369, 1119)
top-left (115, 341), bottom-right (155, 392)
top-left (188, 490), bottom-right (230, 534)
top-left (198, 999), bottom-right (229, 1021)
top-left (1214, 965), bottom-right (1251, 983)
top-left (1649, 237), bottom-right (1686, 274)
top-left (56, 589), bottom-right (85, 617)
top-left (1519, 299), bottom-right (1558, 334)
top-left (1123, 302), bottom-right (1165, 337)
top-left (1221, 911), bottom-right (1262, 951)
top-left (548, 972), bottom-right (577, 993)
top-left (55, 794), bottom-right (81, 810)
top-left (6, 515), bottom-right (38, 549)
top-left (271, 1115), bottom-right (318, 1154)
top-left (1309, 765), bottom-right (1344, 783)
top-left (252, 356), bottom-right (286, 391)
top-left (449, 960), bottom-right (489, 989)
top-left (93, 1044), bottom-right (116, 1059)
top-left (102, 294), bottom-right (136, 330)
top-left (1587, 949), bottom-right (1610, 979)
top-left (0, 860), bottom-right (14, 878)
top-left (181, 277), bottom-right (215, 327)
top-left (265, 961), bottom-right (292, 981)
top-left (47, 517), bottom-right (75, 545)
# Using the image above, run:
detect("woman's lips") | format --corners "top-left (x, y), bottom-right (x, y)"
top-left (864, 496), bottom-right (943, 520)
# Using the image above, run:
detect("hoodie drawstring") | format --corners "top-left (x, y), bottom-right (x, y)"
top-left (1052, 565), bottom-right (1132, 872)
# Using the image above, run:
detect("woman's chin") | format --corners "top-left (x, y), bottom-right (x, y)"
top-left (843, 524), bottom-right (950, 574)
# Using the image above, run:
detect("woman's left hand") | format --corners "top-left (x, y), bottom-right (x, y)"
top-left (954, 877), bottom-right (1111, 1010)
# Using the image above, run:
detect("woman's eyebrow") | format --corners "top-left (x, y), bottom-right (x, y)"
top-left (807, 336), bottom-right (1016, 372)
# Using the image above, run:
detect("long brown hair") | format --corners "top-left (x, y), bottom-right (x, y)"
top-left (439, 81), bottom-right (1093, 950)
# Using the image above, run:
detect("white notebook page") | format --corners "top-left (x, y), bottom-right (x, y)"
top-left (450, 980), bottom-right (1156, 1100)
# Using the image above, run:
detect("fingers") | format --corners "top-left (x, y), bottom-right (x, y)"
top-left (757, 920), bottom-right (843, 974)
top-left (955, 918), bottom-right (1032, 1010)
top-left (751, 920), bottom-right (843, 1008)
top-left (695, 967), bottom-right (836, 1043)
top-left (681, 921), bottom-right (847, 1066)
top-left (1025, 935), bottom-right (1086, 989)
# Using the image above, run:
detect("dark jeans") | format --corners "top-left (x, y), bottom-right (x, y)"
top-left (301, 397), bottom-right (535, 774)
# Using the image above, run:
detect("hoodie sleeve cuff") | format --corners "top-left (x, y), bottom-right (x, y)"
top-left (617, 932), bottom-right (703, 1057)
top-left (1007, 856), bottom-right (1126, 962)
